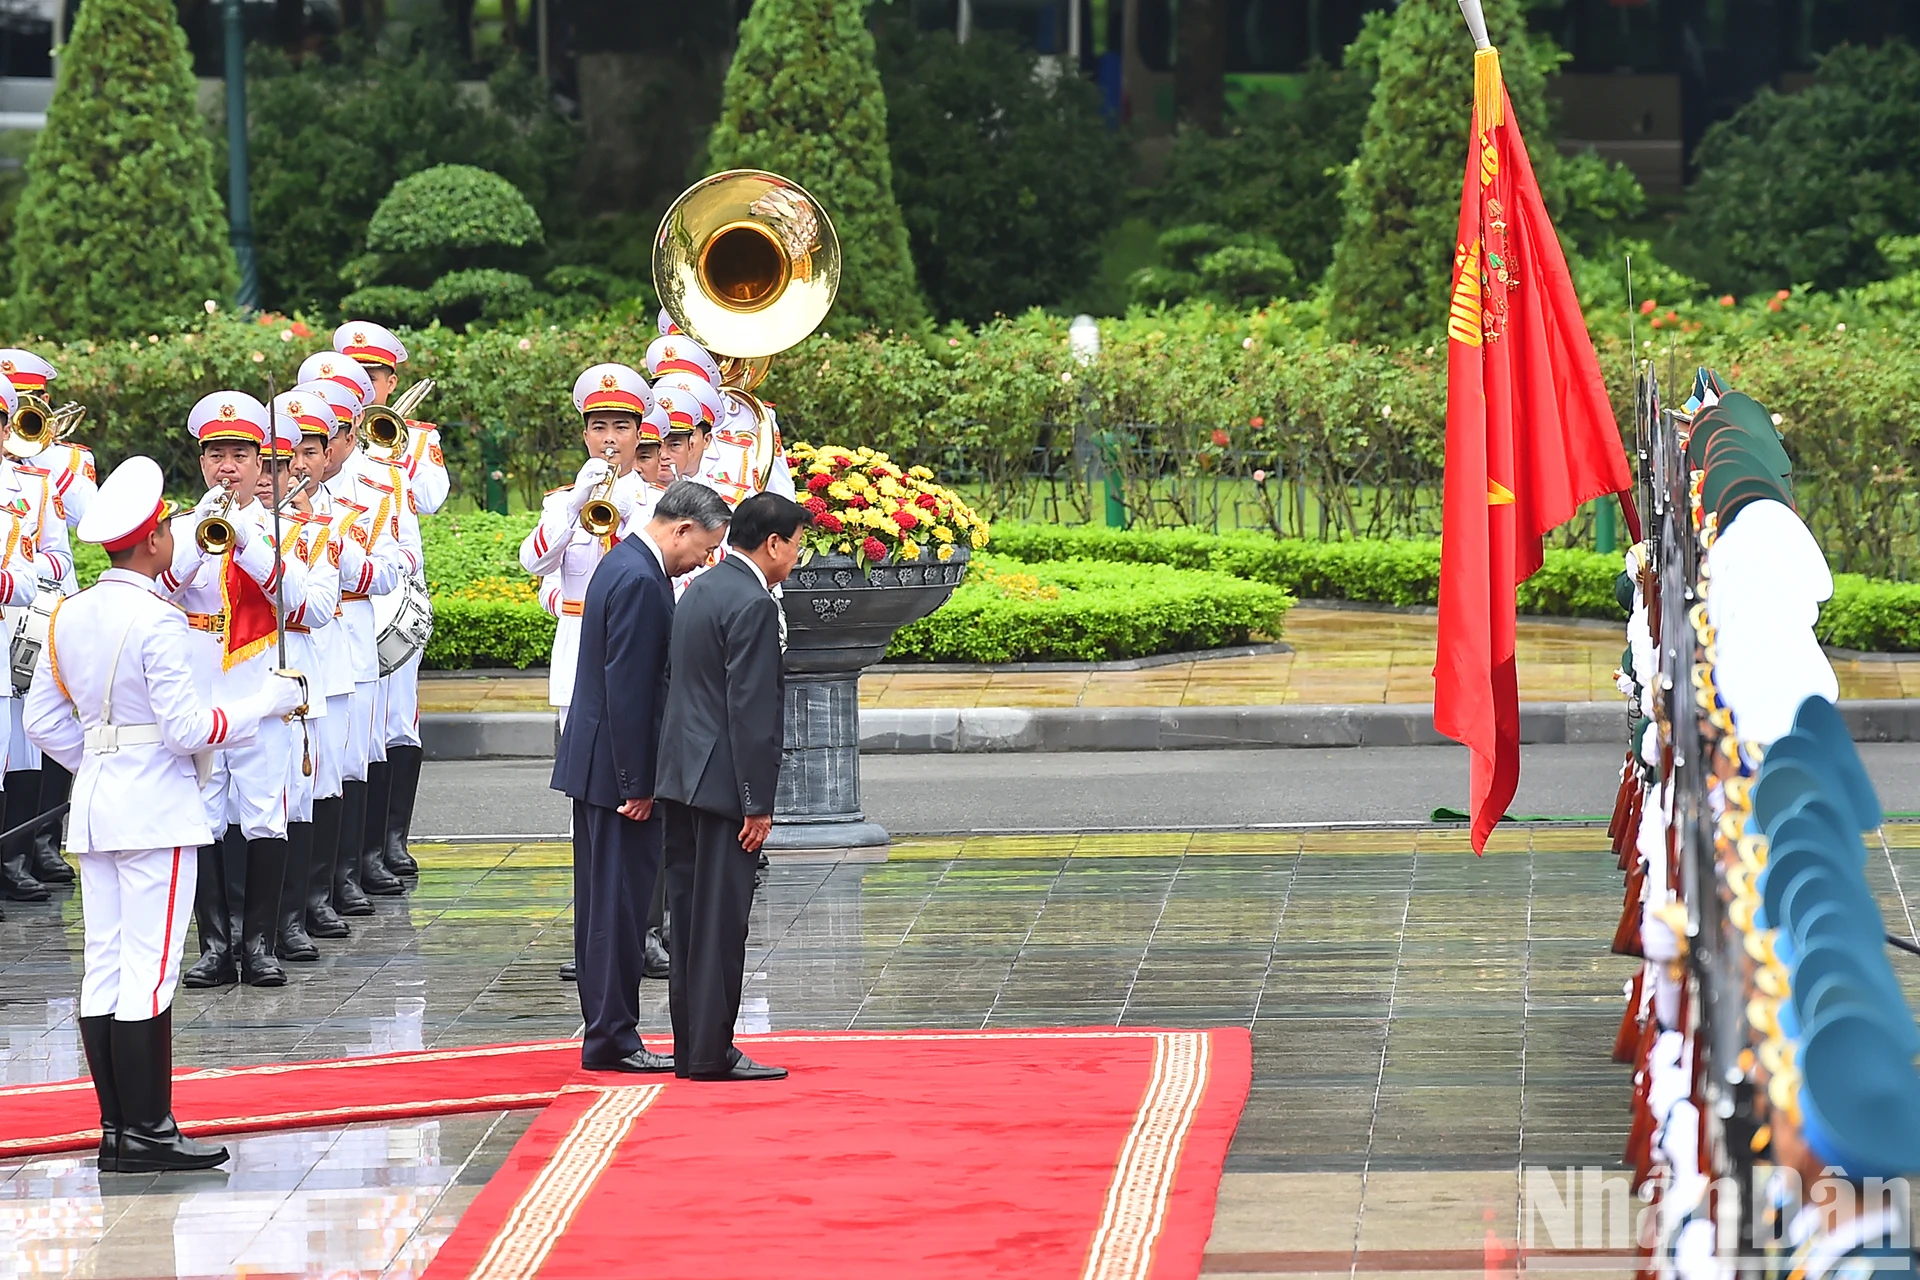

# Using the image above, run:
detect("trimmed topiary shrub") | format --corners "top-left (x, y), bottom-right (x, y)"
top-left (706, 0), bottom-right (927, 337)
top-left (11, 0), bottom-right (235, 336)
top-left (367, 164), bottom-right (545, 258)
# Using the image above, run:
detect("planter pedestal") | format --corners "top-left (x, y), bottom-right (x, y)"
top-left (768, 552), bottom-right (969, 855)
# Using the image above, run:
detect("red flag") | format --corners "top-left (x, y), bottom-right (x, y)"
top-left (1435, 47), bottom-right (1634, 853)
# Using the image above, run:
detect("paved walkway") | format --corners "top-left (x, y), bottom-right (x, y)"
top-left (420, 605), bottom-right (1920, 712)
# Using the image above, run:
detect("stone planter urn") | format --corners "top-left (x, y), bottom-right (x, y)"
top-left (769, 547), bottom-right (971, 853)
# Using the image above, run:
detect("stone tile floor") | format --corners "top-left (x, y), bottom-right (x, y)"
top-left (3, 830), bottom-right (1917, 1278)
top-left (420, 605), bottom-right (1920, 713)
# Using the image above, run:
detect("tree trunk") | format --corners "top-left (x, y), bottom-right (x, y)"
top-left (1175, 0), bottom-right (1225, 135)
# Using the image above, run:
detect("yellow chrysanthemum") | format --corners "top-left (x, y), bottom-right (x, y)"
top-left (970, 528), bottom-right (989, 547)
top-left (845, 474), bottom-right (869, 492)
top-left (809, 463), bottom-right (832, 476)
top-left (936, 543), bottom-right (955, 562)
top-left (899, 539), bottom-right (921, 560)
top-left (932, 525), bottom-right (954, 543)
top-left (827, 481), bottom-right (853, 501)
top-left (909, 465), bottom-right (933, 480)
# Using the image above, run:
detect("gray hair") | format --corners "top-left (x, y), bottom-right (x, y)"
top-left (650, 478), bottom-right (732, 530)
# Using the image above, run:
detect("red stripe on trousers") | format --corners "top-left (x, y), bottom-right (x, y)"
top-left (151, 847), bottom-right (183, 1016)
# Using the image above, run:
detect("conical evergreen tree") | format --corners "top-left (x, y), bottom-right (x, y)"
top-left (706, 0), bottom-right (927, 336)
top-left (1326, 0), bottom-right (1560, 343)
top-left (12, 0), bottom-right (235, 336)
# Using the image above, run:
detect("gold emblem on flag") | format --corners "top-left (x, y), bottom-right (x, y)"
top-left (1448, 240), bottom-right (1483, 347)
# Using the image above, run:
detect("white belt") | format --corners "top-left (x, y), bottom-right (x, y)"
top-left (84, 723), bottom-right (163, 754)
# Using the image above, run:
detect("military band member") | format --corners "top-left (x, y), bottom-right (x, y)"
top-left (0, 373), bottom-right (76, 903)
top-left (265, 391), bottom-right (342, 963)
top-left (520, 364), bottom-right (658, 730)
top-left (25, 456), bottom-right (304, 1171)
top-left (0, 350), bottom-right (95, 900)
top-left (162, 392), bottom-right (309, 990)
top-left (289, 378), bottom-right (362, 942)
top-left (645, 331), bottom-right (796, 504)
top-left (333, 322), bottom-right (434, 885)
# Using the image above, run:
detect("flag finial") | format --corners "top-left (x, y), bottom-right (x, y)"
top-left (1456, 0), bottom-right (1492, 49)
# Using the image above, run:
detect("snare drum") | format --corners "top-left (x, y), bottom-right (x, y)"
top-left (5, 586), bottom-right (60, 695)
top-left (372, 576), bottom-right (434, 677)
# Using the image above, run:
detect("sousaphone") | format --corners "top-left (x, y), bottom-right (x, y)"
top-left (653, 170), bottom-right (841, 489)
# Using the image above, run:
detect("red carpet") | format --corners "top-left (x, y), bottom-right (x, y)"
top-left (0, 1039), bottom-right (580, 1158)
top-left (423, 1028), bottom-right (1251, 1280)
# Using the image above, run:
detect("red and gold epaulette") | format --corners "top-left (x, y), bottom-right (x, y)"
top-left (545, 485), bottom-right (574, 496)
top-left (13, 464), bottom-right (49, 477)
top-left (356, 475), bottom-right (396, 496)
top-left (334, 498), bottom-right (369, 515)
top-left (716, 429), bottom-right (755, 448)
top-left (405, 419), bottom-right (437, 432)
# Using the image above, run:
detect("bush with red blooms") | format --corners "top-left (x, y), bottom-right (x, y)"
top-left (785, 440), bottom-right (988, 570)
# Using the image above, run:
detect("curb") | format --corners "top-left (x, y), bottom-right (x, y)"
top-left (420, 700), bottom-right (1920, 761)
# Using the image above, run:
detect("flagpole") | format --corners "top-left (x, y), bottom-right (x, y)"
top-left (1455, 0), bottom-right (1490, 49)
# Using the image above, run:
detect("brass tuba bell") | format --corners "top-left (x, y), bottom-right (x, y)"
top-left (653, 170), bottom-right (840, 489)
top-left (7, 392), bottom-right (86, 460)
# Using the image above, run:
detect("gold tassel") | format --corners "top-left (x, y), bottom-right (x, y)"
top-left (1474, 47), bottom-right (1504, 134)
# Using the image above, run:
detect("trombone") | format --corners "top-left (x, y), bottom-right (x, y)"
top-left (196, 484), bottom-right (237, 555)
top-left (360, 377), bottom-right (436, 461)
top-left (6, 393), bottom-right (86, 461)
top-left (653, 170), bottom-right (840, 490)
top-left (579, 444), bottom-right (621, 538)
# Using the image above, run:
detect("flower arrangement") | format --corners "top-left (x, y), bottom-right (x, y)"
top-left (787, 441), bottom-right (990, 569)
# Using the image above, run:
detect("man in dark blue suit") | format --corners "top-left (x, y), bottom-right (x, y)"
top-left (550, 480), bottom-right (731, 1072)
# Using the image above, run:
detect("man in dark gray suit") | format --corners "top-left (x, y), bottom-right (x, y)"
top-left (657, 492), bottom-right (812, 1082)
top-left (550, 480), bottom-right (731, 1073)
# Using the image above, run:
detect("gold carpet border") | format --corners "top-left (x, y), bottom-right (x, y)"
top-left (466, 1085), bottom-right (663, 1280)
top-left (0, 1090), bottom-right (565, 1157)
top-left (1080, 1030), bottom-right (1211, 1280)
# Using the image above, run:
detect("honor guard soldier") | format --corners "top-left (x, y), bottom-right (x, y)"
top-left (520, 363), bottom-right (658, 730)
top-left (162, 392), bottom-right (309, 990)
top-left (0, 349), bottom-right (96, 903)
top-left (0, 371), bottom-right (76, 903)
top-left (645, 332), bottom-right (796, 504)
top-left (287, 378), bottom-right (362, 944)
top-left (333, 322), bottom-right (434, 886)
top-left (24, 456), bottom-right (304, 1172)
top-left (315, 378), bottom-right (421, 907)
top-left (265, 391), bottom-right (341, 963)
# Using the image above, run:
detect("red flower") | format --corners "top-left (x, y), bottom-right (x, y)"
top-left (803, 495), bottom-right (828, 516)
top-left (817, 512), bottom-right (844, 533)
top-left (915, 493), bottom-right (938, 510)
top-left (1718, 295), bottom-right (1736, 307)
top-left (1249, 416), bottom-right (1265, 428)
top-left (847, 493), bottom-right (870, 509)
top-left (861, 536), bottom-right (887, 562)
top-left (1639, 299), bottom-right (1657, 315)
top-left (290, 320), bottom-right (313, 339)
top-left (893, 509), bottom-right (920, 530)
top-left (1767, 298), bottom-right (1783, 312)
top-left (1211, 428), bottom-right (1231, 448)
top-left (806, 473), bottom-right (832, 493)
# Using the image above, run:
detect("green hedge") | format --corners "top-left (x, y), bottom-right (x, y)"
top-left (888, 555), bottom-right (1293, 663)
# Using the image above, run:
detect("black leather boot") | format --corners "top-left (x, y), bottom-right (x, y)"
top-left (277, 823), bottom-right (319, 961)
top-left (27, 762), bottom-right (73, 884)
top-left (333, 781), bottom-right (374, 916)
top-left (240, 838), bottom-right (289, 986)
top-left (79, 1014), bottom-right (122, 1171)
top-left (180, 842), bottom-right (235, 988)
top-left (0, 771), bottom-right (50, 901)
top-left (110, 1009), bottom-right (228, 1173)
top-left (382, 744), bottom-right (422, 877)
top-left (358, 761), bottom-right (403, 895)
top-left (306, 796), bottom-right (349, 938)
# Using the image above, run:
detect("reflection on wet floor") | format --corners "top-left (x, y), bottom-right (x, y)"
top-left (2, 834), bottom-right (1916, 1278)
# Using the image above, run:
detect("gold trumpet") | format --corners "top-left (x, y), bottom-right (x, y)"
top-left (7, 393), bottom-right (87, 460)
top-left (196, 484), bottom-right (237, 555)
top-left (360, 377), bottom-right (436, 461)
top-left (653, 170), bottom-right (840, 489)
top-left (579, 445), bottom-right (622, 538)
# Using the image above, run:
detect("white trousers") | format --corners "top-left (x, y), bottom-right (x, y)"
top-left (314, 693), bottom-right (350, 799)
top-left (385, 652), bottom-right (422, 749)
top-left (285, 716), bottom-right (315, 824)
top-left (346, 681), bottom-right (384, 779)
top-left (202, 716), bottom-right (291, 840)
top-left (79, 847), bottom-right (196, 1020)
top-left (7, 695), bottom-right (38, 772)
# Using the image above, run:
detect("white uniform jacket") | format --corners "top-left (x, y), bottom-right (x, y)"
top-left (278, 508), bottom-right (341, 717)
top-left (324, 454), bottom-right (420, 685)
top-left (518, 468), bottom-right (647, 708)
top-left (699, 398), bottom-right (796, 506)
top-left (39, 443), bottom-right (96, 593)
top-left (157, 500), bottom-right (308, 699)
top-left (304, 489), bottom-right (358, 702)
top-left (0, 459), bottom-right (75, 588)
top-left (397, 422), bottom-right (449, 515)
top-left (24, 569), bottom-right (265, 853)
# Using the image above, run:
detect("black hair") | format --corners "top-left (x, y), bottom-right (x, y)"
top-left (728, 491), bottom-right (812, 551)
top-left (199, 439), bottom-right (261, 458)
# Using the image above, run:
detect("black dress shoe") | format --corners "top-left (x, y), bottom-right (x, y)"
top-left (690, 1054), bottom-right (787, 1082)
top-left (582, 1048), bottom-right (675, 1074)
top-left (558, 961), bottom-right (576, 981)
top-left (642, 930), bottom-right (669, 980)
top-left (180, 950), bottom-right (236, 988)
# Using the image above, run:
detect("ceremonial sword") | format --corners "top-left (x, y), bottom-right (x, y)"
top-left (265, 373), bottom-right (312, 776)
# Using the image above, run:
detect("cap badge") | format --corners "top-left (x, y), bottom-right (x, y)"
top-left (352, 331), bottom-right (368, 346)
top-left (1, 360), bottom-right (14, 374)
top-left (218, 403), bottom-right (238, 420)
top-left (601, 373), bottom-right (618, 390)
top-left (659, 394), bottom-right (675, 410)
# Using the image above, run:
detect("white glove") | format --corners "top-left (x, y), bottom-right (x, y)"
top-left (256, 672), bottom-right (306, 720)
top-left (194, 485), bottom-right (228, 516)
top-left (568, 459), bottom-right (612, 513)
top-left (224, 508), bottom-right (254, 551)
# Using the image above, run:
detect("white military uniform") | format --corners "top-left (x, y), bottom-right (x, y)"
top-left (267, 391), bottom-right (341, 824)
top-left (322, 450), bottom-right (419, 777)
top-left (0, 350), bottom-right (96, 592)
top-left (157, 394), bottom-right (308, 842)
top-left (520, 363), bottom-right (660, 722)
top-left (288, 380), bottom-right (363, 805)
top-left (701, 395), bottom-right (797, 504)
top-left (2, 452), bottom-right (75, 774)
top-left (23, 458), bottom-right (301, 1021)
